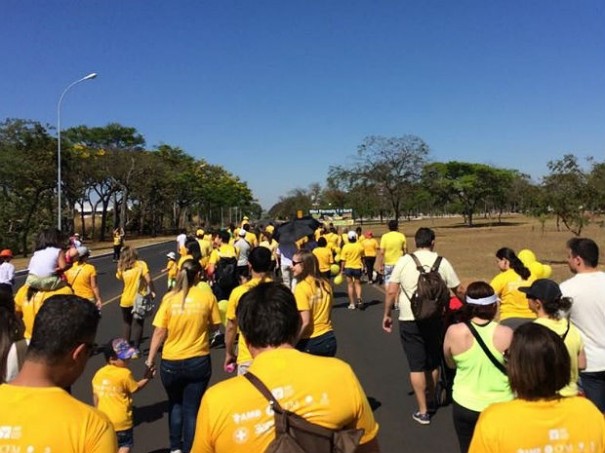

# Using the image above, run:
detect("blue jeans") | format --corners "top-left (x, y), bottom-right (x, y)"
top-left (580, 371), bottom-right (605, 412)
top-left (296, 331), bottom-right (337, 357)
top-left (160, 355), bottom-right (212, 453)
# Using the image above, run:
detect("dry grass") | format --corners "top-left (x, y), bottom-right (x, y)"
top-left (366, 214), bottom-right (605, 286)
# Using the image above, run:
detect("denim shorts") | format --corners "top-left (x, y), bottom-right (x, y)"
top-left (116, 428), bottom-right (134, 449)
top-left (344, 268), bottom-right (362, 279)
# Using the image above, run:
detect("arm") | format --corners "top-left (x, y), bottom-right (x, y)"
top-left (93, 394), bottom-right (99, 407)
top-left (297, 310), bottom-right (311, 341)
top-left (146, 327), bottom-right (167, 368)
top-left (578, 347), bottom-right (587, 370)
top-left (224, 318), bottom-right (238, 368)
top-left (443, 327), bottom-right (457, 369)
top-left (382, 282), bottom-right (399, 333)
top-left (451, 284), bottom-right (465, 302)
top-left (144, 272), bottom-right (156, 299)
top-left (90, 274), bottom-right (103, 309)
top-left (134, 376), bottom-right (153, 393)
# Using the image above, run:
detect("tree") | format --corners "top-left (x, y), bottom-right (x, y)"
top-left (543, 154), bottom-right (591, 236)
top-left (328, 135), bottom-right (430, 221)
top-left (423, 162), bottom-right (516, 226)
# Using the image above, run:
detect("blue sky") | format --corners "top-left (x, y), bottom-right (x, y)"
top-left (2, 1), bottom-right (604, 209)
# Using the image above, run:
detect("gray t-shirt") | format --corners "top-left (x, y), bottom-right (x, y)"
top-left (234, 238), bottom-right (251, 267)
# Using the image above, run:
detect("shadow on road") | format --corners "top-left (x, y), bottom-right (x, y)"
top-left (367, 396), bottom-right (382, 412)
top-left (135, 400), bottom-right (168, 426)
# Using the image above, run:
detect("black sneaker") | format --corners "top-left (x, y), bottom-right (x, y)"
top-left (412, 411), bottom-right (431, 425)
top-left (210, 333), bottom-right (225, 349)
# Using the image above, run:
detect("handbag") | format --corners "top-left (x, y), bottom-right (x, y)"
top-left (132, 292), bottom-right (154, 320)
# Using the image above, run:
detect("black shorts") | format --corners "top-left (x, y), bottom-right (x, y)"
top-left (399, 319), bottom-right (443, 372)
top-left (344, 268), bottom-right (362, 279)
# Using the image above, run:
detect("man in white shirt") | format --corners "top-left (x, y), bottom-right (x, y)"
top-left (176, 230), bottom-right (187, 255)
top-left (382, 227), bottom-right (464, 425)
top-left (560, 237), bottom-right (605, 412)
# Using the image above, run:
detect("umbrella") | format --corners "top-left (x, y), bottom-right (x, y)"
top-left (274, 222), bottom-right (314, 244)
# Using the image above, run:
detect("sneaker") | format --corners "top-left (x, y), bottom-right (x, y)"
top-left (210, 333), bottom-right (225, 349)
top-left (347, 304), bottom-right (356, 310)
top-left (412, 411), bottom-right (431, 425)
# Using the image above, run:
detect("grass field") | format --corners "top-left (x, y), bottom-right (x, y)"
top-left (364, 214), bottom-right (605, 286)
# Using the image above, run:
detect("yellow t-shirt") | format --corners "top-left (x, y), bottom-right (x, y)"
top-left (0, 384), bottom-right (116, 452)
top-left (208, 244), bottom-right (238, 266)
top-left (340, 242), bottom-right (364, 269)
top-left (379, 231), bottom-right (406, 265)
top-left (534, 317), bottom-right (584, 396)
top-left (15, 285), bottom-right (74, 339)
top-left (116, 260), bottom-right (150, 308)
top-left (490, 269), bottom-right (536, 320)
top-left (113, 232), bottom-right (123, 246)
top-left (192, 348), bottom-right (379, 453)
top-left (226, 277), bottom-right (272, 364)
top-left (295, 276), bottom-right (333, 338)
top-left (245, 232), bottom-right (258, 248)
top-left (177, 253), bottom-right (193, 271)
top-left (166, 260), bottom-right (178, 279)
top-left (362, 238), bottom-right (379, 258)
top-left (65, 262), bottom-right (97, 300)
top-left (198, 239), bottom-right (213, 268)
top-left (152, 286), bottom-right (221, 360)
top-left (92, 364), bottom-right (139, 431)
top-left (325, 232), bottom-right (340, 251)
top-left (469, 397), bottom-right (605, 453)
top-left (312, 246), bottom-right (333, 273)
top-left (259, 239), bottom-right (278, 261)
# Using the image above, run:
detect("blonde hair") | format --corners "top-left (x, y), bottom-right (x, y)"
top-left (170, 259), bottom-right (201, 309)
top-left (118, 246), bottom-right (138, 272)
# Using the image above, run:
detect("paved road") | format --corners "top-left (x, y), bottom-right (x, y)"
top-left (16, 242), bottom-right (459, 452)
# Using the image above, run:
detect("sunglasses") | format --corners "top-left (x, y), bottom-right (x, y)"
top-left (292, 260), bottom-right (303, 266)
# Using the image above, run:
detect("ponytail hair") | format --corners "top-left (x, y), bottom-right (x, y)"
top-left (496, 247), bottom-right (530, 280)
top-left (542, 296), bottom-right (573, 320)
top-left (172, 259), bottom-right (201, 309)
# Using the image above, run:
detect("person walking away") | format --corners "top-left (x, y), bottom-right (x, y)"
top-left (162, 252), bottom-right (178, 290)
top-left (276, 241), bottom-right (298, 290)
top-left (192, 282), bottom-right (380, 453)
top-left (65, 246), bottom-right (103, 310)
top-left (93, 338), bottom-right (154, 453)
top-left (206, 230), bottom-right (239, 302)
top-left (146, 259), bottom-right (221, 453)
top-left (224, 247), bottom-right (273, 375)
top-left (469, 323), bottom-right (605, 452)
top-left (233, 229), bottom-right (252, 283)
top-left (113, 227), bottom-right (125, 262)
top-left (340, 231), bottom-right (365, 310)
top-left (292, 250), bottom-right (337, 357)
top-left (443, 282), bottom-right (513, 452)
top-left (176, 229), bottom-right (188, 256)
top-left (520, 278), bottom-right (585, 397)
top-left (0, 294), bottom-right (116, 452)
top-left (312, 237), bottom-right (334, 279)
top-left (490, 247), bottom-right (536, 329)
top-left (0, 289), bottom-right (26, 382)
top-left (362, 231), bottom-right (379, 284)
top-left (259, 230), bottom-right (279, 272)
top-left (560, 237), bottom-right (605, 411)
top-left (0, 249), bottom-right (15, 293)
top-left (378, 220), bottom-right (407, 289)
top-left (116, 246), bottom-right (156, 349)
top-left (383, 227), bottom-right (464, 425)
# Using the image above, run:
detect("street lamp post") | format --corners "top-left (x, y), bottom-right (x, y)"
top-left (57, 72), bottom-right (97, 231)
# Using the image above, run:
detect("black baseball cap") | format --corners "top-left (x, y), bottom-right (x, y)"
top-left (519, 279), bottom-right (562, 303)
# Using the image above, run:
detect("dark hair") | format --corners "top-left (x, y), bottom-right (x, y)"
top-left (541, 296), bottom-right (573, 319)
top-left (237, 282), bottom-right (300, 348)
top-left (508, 323), bottom-right (570, 400)
top-left (249, 247), bottom-right (272, 273)
top-left (28, 294), bottom-right (101, 365)
top-left (317, 237), bottom-right (327, 247)
top-left (460, 281), bottom-right (498, 321)
top-left (185, 239), bottom-right (202, 262)
top-left (496, 247), bottom-right (531, 280)
top-left (218, 230), bottom-right (231, 243)
top-left (415, 228), bottom-right (435, 248)
top-left (103, 339), bottom-right (118, 362)
top-left (388, 220), bottom-right (398, 231)
top-left (567, 237), bottom-right (599, 268)
top-left (243, 223), bottom-right (251, 232)
top-left (0, 302), bottom-right (24, 383)
top-left (35, 228), bottom-right (62, 251)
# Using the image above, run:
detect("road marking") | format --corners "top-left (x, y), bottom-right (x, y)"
top-left (102, 271), bottom-right (167, 306)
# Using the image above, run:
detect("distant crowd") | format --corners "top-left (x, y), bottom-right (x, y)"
top-left (1, 217), bottom-right (605, 453)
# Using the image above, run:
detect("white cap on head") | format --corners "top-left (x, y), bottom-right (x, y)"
top-left (166, 252), bottom-right (176, 260)
top-left (239, 229), bottom-right (247, 237)
top-left (348, 231), bottom-right (357, 240)
top-left (76, 246), bottom-right (90, 257)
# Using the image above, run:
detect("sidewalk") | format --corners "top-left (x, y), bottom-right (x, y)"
top-left (12, 236), bottom-right (173, 272)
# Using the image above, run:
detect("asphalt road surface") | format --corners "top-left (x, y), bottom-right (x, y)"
top-left (16, 242), bottom-right (459, 452)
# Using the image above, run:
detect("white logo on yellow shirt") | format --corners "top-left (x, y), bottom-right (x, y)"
top-left (548, 428), bottom-right (569, 441)
top-left (0, 425), bottom-right (22, 439)
top-left (233, 427), bottom-right (249, 444)
top-left (232, 409), bottom-right (261, 424)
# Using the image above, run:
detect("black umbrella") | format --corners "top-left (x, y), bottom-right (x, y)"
top-left (274, 217), bottom-right (320, 243)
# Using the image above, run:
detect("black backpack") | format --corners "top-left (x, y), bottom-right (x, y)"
top-left (244, 372), bottom-right (364, 453)
top-left (215, 254), bottom-right (238, 290)
top-left (403, 254), bottom-right (450, 321)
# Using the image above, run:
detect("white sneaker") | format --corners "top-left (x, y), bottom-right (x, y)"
top-left (347, 304), bottom-right (356, 310)
top-left (170, 450), bottom-right (183, 453)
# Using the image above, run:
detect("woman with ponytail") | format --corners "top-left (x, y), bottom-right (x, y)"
top-left (146, 259), bottom-right (221, 453)
top-left (490, 247), bottom-right (536, 329)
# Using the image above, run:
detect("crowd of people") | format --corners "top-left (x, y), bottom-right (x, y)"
top-left (1, 219), bottom-right (605, 453)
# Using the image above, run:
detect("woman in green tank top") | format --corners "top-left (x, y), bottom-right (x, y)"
top-left (443, 281), bottom-right (514, 453)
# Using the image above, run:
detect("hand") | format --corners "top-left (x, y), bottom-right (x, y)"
top-left (96, 300), bottom-right (103, 310)
top-left (150, 291), bottom-right (156, 300)
top-left (144, 364), bottom-right (156, 379)
top-left (382, 315), bottom-right (393, 333)
top-left (224, 353), bottom-right (236, 371)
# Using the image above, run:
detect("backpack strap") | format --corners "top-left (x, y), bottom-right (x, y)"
top-left (561, 318), bottom-right (571, 342)
top-left (409, 253), bottom-right (425, 273)
top-left (244, 372), bottom-right (285, 412)
top-left (431, 256), bottom-right (444, 273)
top-left (15, 339), bottom-right (28, 370)
top-left (465, 322), bottom-right (507, 375)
